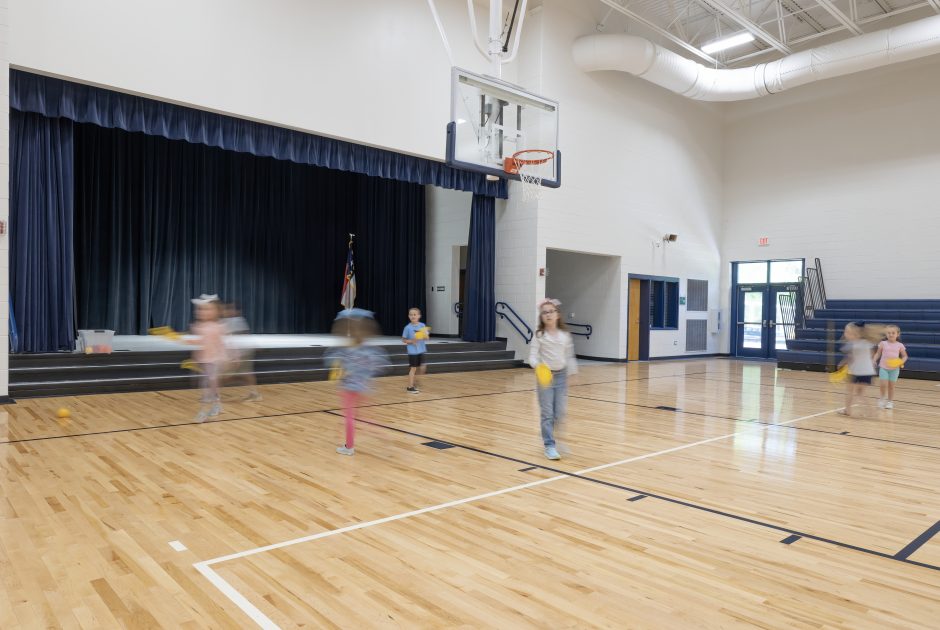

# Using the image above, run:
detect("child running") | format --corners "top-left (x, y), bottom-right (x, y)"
top-left (324, 309), bottom-right (387, 456)
top-left (873, 324), bottom-right (908, 409)
top-left (527, 298), bottom-right (578, 460)
top-left (838, 322), bottom-right (875, 417)
top-left (402, 307), bottom-right (429, 394)
top-left (188, 296), bottom-right (227, 422)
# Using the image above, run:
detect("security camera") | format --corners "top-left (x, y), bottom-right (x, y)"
top-left (663, 234), bottom-right (678, 242)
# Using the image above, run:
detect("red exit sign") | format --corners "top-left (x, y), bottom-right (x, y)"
top-left (758, 237), bottom-right (769, 247)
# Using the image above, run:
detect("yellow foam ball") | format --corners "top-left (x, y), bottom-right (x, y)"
top-left (828, 366), bottom-right (849, 384)
top-left (329, 361), bottom-right (344, 381)
top-left (886, 358), bottom-right (904, 369)
top-left (415, 326), bottom-right (431, 340)
top-left (56, 408), bottom-right (71, 419)
top-left (535, 363), bottom-right (553, 387)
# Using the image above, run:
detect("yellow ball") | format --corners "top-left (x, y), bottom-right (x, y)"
top-left (535, 363), bottom-right (553, 387)
top-left (828, 366), bottom-right (849, 384)
top-left (886, 358), bottom-right (904, 369)
top-left (56, 408), bottom-right (71, 419)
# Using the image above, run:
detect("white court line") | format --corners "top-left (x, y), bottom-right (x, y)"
top-left (194, 406), bottom-right (841, 628)
top-left (168, 540), bottom-right (188, 552)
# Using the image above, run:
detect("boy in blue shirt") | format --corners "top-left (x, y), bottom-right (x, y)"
top-left (402, 307), bottom-right (429, 393)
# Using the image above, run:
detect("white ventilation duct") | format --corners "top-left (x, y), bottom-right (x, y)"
top-left (572, 14), bottom-right (940, 101)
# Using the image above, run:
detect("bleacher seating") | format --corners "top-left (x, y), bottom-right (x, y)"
top-left (777, 299), bottom-right (940, 380)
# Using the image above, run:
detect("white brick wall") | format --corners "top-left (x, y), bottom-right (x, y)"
top-left (719, 56), bottom-right (940, 352)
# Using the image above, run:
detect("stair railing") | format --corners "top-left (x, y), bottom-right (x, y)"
top-left (566, 322), bottom-right (593, 339)
top-left (495, 301), bottom-right (534, 344)
top-left (776, 294), bottom-right (798, 345)
top-left (799, 258), bottom-right (827, 320)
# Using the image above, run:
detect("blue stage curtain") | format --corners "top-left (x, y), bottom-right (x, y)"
top-left (10, 111), bottom-right (76, 352)
top-left (463, 194), bottom-right (496, 342)
top-left (72, 123), bottom-right (425, 337)
top-left (11, 69), bottom-right (507, 199)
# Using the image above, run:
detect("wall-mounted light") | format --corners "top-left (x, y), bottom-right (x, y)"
top-left (663, 233), bottom-right (678, 243)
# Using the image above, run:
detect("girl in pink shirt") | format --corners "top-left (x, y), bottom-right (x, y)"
top-left (873, 324), bottom-right (908, 409)
top-left (188, 298), bottom-right (228, 421)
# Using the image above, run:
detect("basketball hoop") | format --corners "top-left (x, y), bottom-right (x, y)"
top-left (504, 149), bottom-right (553, 201)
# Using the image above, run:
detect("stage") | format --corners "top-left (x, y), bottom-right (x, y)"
top-left (9, 335), bottom-right (519, 399)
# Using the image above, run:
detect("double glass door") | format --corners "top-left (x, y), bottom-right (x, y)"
top-left (735, 286), bottom-right (797, 358)
top-left (733, 260), bottom-right (803, 359)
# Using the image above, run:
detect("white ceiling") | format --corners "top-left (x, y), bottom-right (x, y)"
top-left (575, 0), bottom-right (938, 66)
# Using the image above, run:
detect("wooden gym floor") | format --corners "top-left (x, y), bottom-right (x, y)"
top-left (2, 359), bottom-right (939, 628)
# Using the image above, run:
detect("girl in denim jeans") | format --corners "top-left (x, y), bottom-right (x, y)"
top-left (527, 298), bottom-right (578, 460)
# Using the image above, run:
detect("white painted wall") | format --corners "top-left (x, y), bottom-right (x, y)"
top-left (545, 250), bottom-right (621, 358)
top-left (425, 187), bottom-right (470, 336)
top-left (9, 0), bottom-right (508, 161)
top-left (528, 0), bottom-right (724, 359)
top-left (719, 55), bottom-right (940, 351)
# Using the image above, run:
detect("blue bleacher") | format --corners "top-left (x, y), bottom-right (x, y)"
top-left (777, 299), bottom-right (940, 379)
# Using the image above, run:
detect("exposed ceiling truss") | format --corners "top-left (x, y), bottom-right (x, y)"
top-left (593, 0), bottom-right (940, 66)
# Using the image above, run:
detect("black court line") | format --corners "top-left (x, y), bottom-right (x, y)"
top-left (322, 410), bottom-right (940, 574)
top-left (0, 371), bottom-right (705, 446)
top-left (685, 374), bottom-right (940, 411)
top-left (568, 393), bottom-right (940, 452)
top-left (781, 535), bottom-right (801, 545)
top-left (518, 466), bottom-right (538, 472)
top-left (627, 494), bottom-right (647, 502)
top-left (894, 520), bottom-right (940, 560)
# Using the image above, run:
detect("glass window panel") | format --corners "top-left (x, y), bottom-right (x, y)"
top-left (743, 324), bottom-right (762, 348)
top-left (743, 292), bottom-right (763, 322)
top-left (770, 260), bottom-right (803, 283)
top-left (737, 262), bottom-right (767, 284)
top-left (775, 325), bottom-right (793, 350)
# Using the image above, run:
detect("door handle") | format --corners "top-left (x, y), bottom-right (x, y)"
top-left (769, 320), bottom-right (776, 327)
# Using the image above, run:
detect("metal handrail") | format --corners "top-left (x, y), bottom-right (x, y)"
top-left (814, 257), bottom-right (827, 305)
top-left (495, 301), bottom-right (534, 344)
top-left (776, 294), bottom-right (798, 345)
top-left (566, 322), bottom-right (592, 339)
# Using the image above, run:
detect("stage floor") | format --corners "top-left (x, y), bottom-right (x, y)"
top-left (102, 334), bottom-right (463, 353)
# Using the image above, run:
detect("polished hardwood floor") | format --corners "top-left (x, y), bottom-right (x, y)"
top-left (2, 360), bottom-right (939, 628)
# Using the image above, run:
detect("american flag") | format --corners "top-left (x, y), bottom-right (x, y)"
top-left (340, 234), bottom-right (356, 309)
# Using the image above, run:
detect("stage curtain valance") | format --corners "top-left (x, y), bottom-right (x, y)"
top-left (10, 69), bottom-right (507, 199)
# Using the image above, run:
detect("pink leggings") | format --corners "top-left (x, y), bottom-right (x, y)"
top-left (341, 390), bottom-right (361, 448)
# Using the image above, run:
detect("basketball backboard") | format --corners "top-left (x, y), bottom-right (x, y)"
top-left (446, 67), bottom-right (560, 188)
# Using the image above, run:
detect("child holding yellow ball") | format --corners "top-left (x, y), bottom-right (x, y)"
top-left (402, 307), bottom-right (429, 394)
top-left (873, 324), bottom-right (908, 409)
top-left (527, 298), bottom-right (577, 460)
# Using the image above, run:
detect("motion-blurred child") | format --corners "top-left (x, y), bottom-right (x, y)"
top-left (324, 309), bottom-right (387, 456)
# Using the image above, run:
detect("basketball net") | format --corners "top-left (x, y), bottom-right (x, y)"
top-left (514, 159), bottom-right (543, 202)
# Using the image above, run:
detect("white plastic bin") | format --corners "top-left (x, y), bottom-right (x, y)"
top-left (78, 329), bottom-right (115, 354)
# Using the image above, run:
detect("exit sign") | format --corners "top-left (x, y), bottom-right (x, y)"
top-left (758, 237), bottom-right (769, 247)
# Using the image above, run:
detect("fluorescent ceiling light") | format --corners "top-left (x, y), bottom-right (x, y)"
top-left (701, 32), bottom-right (755, 55)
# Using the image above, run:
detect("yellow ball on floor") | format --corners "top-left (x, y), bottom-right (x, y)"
top-left (56, 408), bottom-right (71, 419)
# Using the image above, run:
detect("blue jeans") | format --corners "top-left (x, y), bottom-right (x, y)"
top-left (537, 369), bottom-right (568, 447)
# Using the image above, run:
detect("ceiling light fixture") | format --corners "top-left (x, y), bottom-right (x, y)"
top-left (701, 32), bottom-right (755, 55)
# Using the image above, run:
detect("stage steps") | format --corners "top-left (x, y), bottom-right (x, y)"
top-left (9, 340), bottom-right (522, 398)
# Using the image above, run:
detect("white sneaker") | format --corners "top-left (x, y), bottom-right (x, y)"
top-left (336, 446), bottom-right (355, 456)
top-left (243, 391), bottom-right (263, 402)
top-left (195, 411), bottom-right (209, 423)
top-left (877, 398), bottom-right (887, 409)
top-left (885, 401), bottom-right (894, 409)
top-left (209, 404), bottom-right (222, 417)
